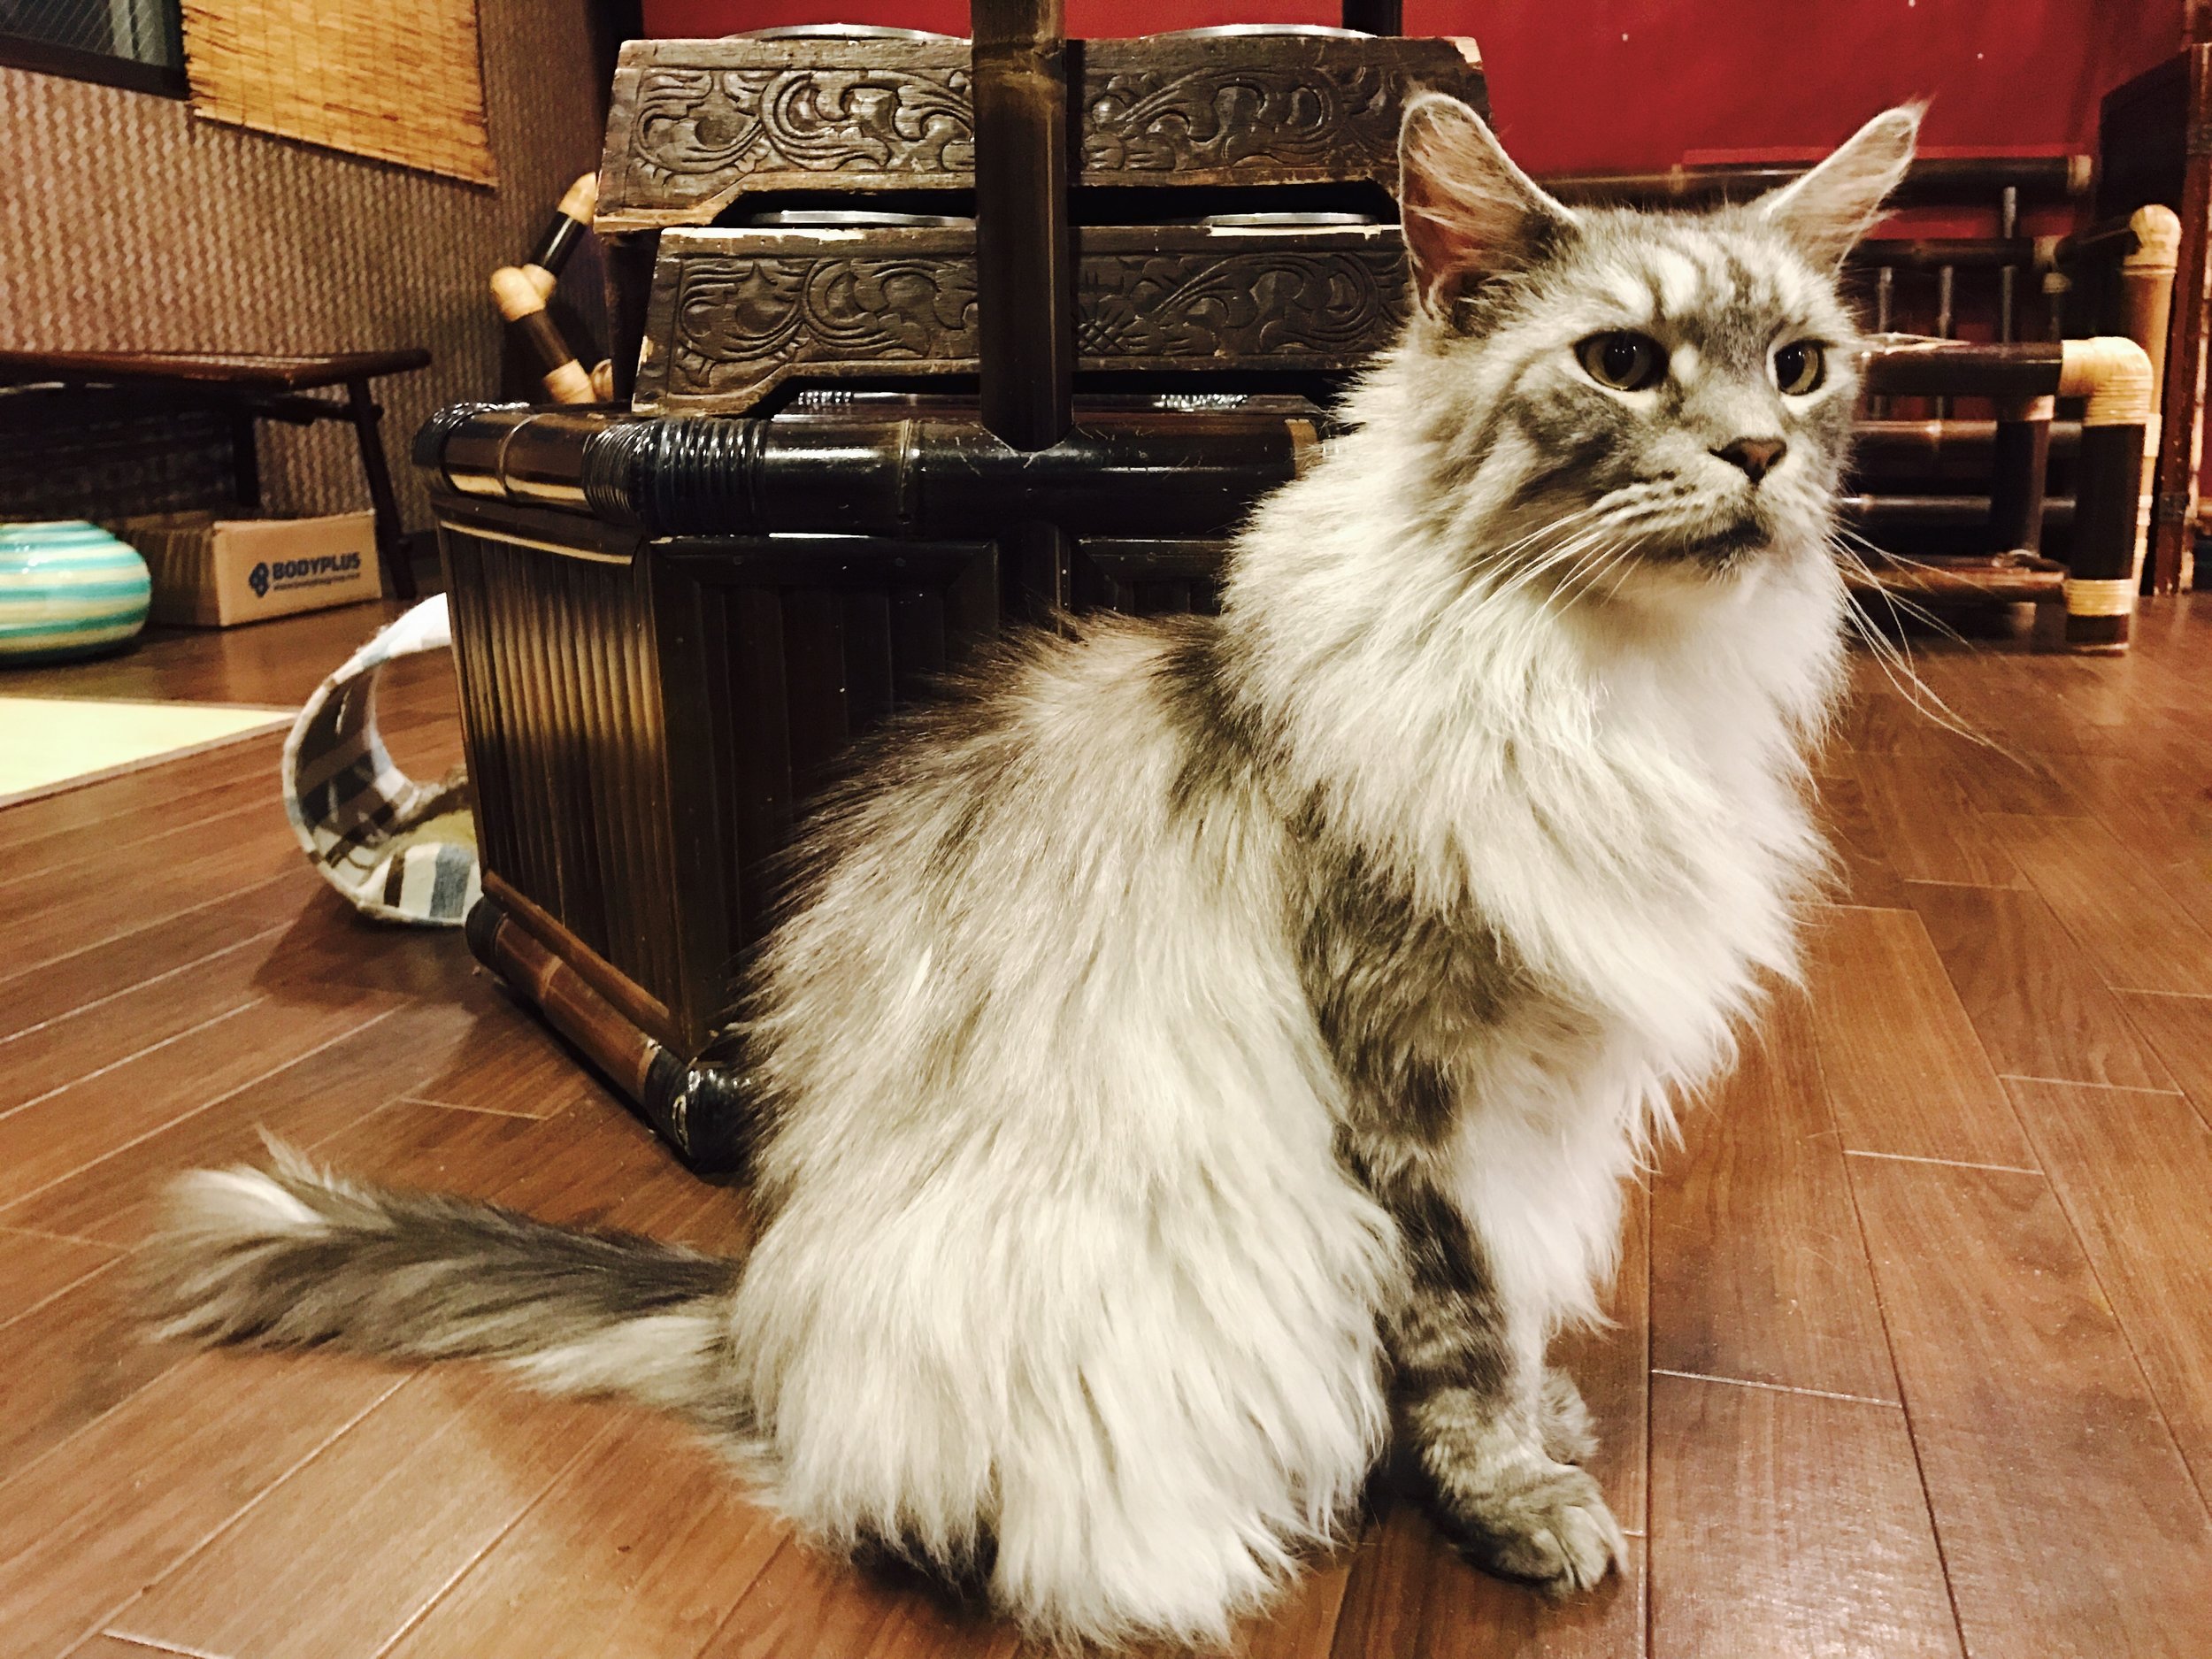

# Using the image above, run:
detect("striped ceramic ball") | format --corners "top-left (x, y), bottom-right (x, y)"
top-left (0, 521), bottom-right (151, 664)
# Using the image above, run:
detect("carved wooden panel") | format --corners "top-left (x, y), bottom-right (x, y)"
top-left (595, 35), bottom-right (1487, 231)
top-left (631, 224), bottom-right (1409, 415)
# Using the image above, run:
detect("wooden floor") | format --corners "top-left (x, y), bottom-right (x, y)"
top-left (3, 596), bottom-right (2210, 1657)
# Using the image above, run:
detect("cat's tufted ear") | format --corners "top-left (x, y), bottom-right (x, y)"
top-left (1760, 105), bottom-right (1924, 271)
top-left (1397, 95), bottom-right (1574, 319)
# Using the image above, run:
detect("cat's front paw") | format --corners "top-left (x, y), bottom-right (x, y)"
top-left (1443, 1460), bottom-right (1625, 1595)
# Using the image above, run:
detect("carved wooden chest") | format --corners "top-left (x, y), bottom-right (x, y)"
top-left (426, 9), bottom-right (1488, 1168)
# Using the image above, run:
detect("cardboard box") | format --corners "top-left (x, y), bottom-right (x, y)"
top-left (116, 510), bottom-right (382, 627)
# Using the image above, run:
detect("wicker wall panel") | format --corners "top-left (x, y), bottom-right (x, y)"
top-left (0, 0), bottom-right (604, 532)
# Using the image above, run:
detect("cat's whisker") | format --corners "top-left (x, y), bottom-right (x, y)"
top-left (1830, 526), bottom-right (1975, 645)
top-left (1824, 537), bottom-right (1998, 753)
top-left (1825, 532), bottom-right (1974, 659)
top-left (1481, 500), bottom-right (1663, 606)
top-left (1475, 520), bottom-right (1622, 612)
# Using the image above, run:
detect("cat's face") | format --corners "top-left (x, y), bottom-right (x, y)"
top-left (1393, 101), bottom-right (1919, 593)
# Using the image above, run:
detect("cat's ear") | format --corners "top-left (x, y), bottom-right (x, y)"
top-left (1397, 95), bottom-right (1575, 319)
top-left (1760, 105), bottom-right (1924, 270)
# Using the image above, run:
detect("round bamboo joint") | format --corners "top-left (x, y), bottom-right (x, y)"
top-left (557, 172), bottom-right (599, 225)
top-left (2124, 204), bottom-right (2182, 276)
top-left (2063, 575), bottom-right (2134, 654)
top-left (521, 264), bottom-right (558, 301)
top-left (2063, 575), bottom-right (2136, 618)
top-left (1997, 394), bottom-right (2057, 424)
top-left (588, 359), bottom-right (616, 403)
top-left (544, 359), bottom-right (595, 404)
top-left (490, 265), bottom-right (548, 322)
top-left (2058, 336), bottom-right (2154, 426)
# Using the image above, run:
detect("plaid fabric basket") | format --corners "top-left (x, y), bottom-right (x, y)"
top-left (282, 595), bottom-right (478, 926)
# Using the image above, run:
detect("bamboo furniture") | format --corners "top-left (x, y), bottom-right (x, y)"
top-left (2097, 42), bottom-right (2212, 592)
top-left (1849, 334), bottom-right (2154, 649)
top-left (1839, 211), bottom-right (2176, 627)
top-left (490, 173), bottom-right (615, 406)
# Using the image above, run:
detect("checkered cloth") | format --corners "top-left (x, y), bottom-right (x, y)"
top-left (282, 595), bottom-right (479, 926)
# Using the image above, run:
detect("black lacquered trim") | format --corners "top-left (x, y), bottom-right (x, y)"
top-left (412, 402), bottom-right (525, 471)
top-left (641, 1049), bottom-right (753, 1173)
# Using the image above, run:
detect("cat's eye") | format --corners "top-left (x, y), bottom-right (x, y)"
top-left (1576, 332), bottom-right (1665, 393)
top-left (1773, 341), bottom-right (1826, 396)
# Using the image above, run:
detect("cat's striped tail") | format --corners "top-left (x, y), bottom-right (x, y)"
top-left (142, 1141), bottom-right (742, 1424)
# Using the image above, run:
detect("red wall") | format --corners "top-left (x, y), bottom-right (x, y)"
top-left (641, 0), bottom-right (2186, 175)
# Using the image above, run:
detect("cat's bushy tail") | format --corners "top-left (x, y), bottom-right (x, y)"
top-left (142, 1141), bottom-right (741, 1423)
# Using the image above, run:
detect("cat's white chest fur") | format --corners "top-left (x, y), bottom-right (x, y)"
top-left (1427, 556), bottom-right (1846, 1333)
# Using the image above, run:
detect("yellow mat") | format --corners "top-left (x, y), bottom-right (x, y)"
top-left (0, 696), bottom-right (293, 808)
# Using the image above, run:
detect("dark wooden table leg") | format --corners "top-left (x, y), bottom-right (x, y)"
top-left (229, 407), bottom-right (262, 512)
top-left (346, 376), bottom-right (418, 602)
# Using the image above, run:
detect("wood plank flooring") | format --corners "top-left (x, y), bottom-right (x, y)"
top-left (3, 598), bottom-right (2210, 1656)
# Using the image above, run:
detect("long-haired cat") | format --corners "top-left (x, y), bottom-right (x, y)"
top-left (144, 96), bottom-right (1918, 1649)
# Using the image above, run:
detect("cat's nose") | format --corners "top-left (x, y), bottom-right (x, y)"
top-left (1713, 437), bottom-right (1787, 483)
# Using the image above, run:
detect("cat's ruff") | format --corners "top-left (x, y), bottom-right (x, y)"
top-left (143, 100), bottom-right (1920, 1649)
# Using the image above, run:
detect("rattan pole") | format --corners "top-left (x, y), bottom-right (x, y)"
top-left (1933, 265), bottom-right (1956, 419)
top-left (523, 173), bottom-right (600, 299)
top-left (1852, 419), bottom-right (2082, 473)
top-left (1859, 339), bottom-right (2064, 403)
top-left (2057, 336), bottom-right (2155, 651)
top-left (2122, 206), bottom-right (2182, 415)
top-left (1540, 155), bottom-right (2088, 206)
top-left (491, 266), bottom-right (595, 405)
top-left (448, 405), bottom-right (1321, 538)
top-left (1989, 395), bottom-right (2055, 555)
top-left (972, 0), bottom-right (1074, 621)
top-left (1871, 267), bottom-right (1894, 418)
top-left (2122, 206), bottom-right (2182, 591)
